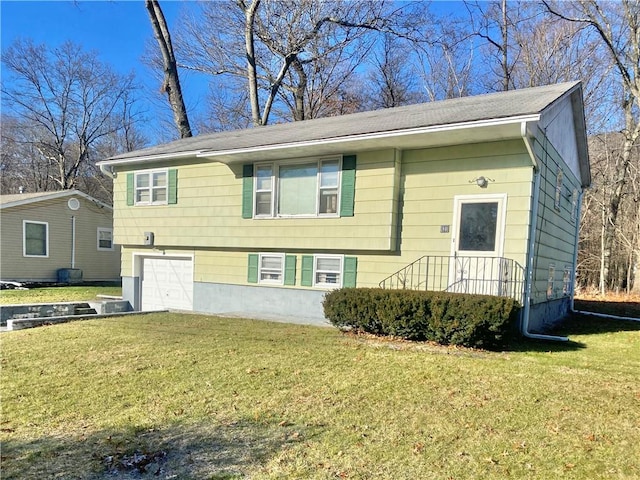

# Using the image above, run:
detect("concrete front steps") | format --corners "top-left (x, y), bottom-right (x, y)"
top-left (1, 299), bottom-right (134, 331)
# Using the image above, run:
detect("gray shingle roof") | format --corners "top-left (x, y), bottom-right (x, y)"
top-left (103, 82), bottom-right (582, 163)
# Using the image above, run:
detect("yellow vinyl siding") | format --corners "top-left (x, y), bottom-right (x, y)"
top-left (113, 150), bottom-right (399, 251)
top-left (530, 134), bottom-right (581, 303)
top-left (118, 139), bottom-right (536, 292)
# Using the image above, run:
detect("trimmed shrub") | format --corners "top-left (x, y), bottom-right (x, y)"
top-left (323, 288), bottom-right (520, 350)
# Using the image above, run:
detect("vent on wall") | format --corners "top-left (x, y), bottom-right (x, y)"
top-left (68, 198), bottom-right (80, 210)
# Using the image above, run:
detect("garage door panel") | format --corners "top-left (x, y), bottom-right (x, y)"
top-left (141, 257), bottom-right (193, 311)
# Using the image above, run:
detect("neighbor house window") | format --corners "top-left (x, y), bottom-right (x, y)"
top-left (254, 158), bottom-right (341, 218)
top-left (23, 220), bottom-right (48, 257)
top-left (258, 253), bottom-right (285, 284)
top-left (313, 255), bottom-right (343, 288)
top-left (97, 228), bottom-right (114, 251)
top-left (571, 188), bottom-right (579, 222)
top-left (135, 169), bottom-right (168, 205)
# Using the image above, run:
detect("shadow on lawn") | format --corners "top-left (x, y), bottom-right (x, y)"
top-left (507, 311), bottom-right (640, 353)
top-left (1, 418), bottom-right (314, 479)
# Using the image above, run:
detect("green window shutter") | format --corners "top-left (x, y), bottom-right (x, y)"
top-left (343, 256), bottom-right (357, 287)
top-left (284, 255), bottom-right (297, 286)
top-left (247, 254), bottom-right (259, 283)
top-left (168, 168), bottom-right (178, 204)
top-left (126, 173), bottom-right (134, 206)
top-left (242, 164), bottom-right (254, 219)
top-left (340, 155), bottom-right (356, 217)
top-left (301, 255), bottom-right (314, 286)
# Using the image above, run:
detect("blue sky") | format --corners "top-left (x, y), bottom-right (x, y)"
top-left (1, 0), bottom-right (465, 142)
top-left (1, 0), bottom-right (206, 141)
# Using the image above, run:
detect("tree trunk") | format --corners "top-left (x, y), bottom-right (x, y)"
top-left (291, 59), bottom-right (308, 121)
top-left (145, 0), bottom-right (192, 138)
top-left (501, 0), bottom-right (509, 91)
top-left (241, 0), bottom-right (262, 126)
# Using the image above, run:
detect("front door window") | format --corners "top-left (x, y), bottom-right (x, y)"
top-left (458, 202), bottom-right (498, 252)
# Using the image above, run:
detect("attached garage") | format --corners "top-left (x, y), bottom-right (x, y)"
top-left (140, 256), bottom-right (193, 311)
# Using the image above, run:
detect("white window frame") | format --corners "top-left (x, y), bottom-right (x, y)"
top-left (135, 169), bottom-right (169, 206)
top-left (258, 253), bottom-right (285, 285)
top-left (313, 254), bottom-right (344, 289)
top-left (97, 227), bottom-right (114, 251)
top-left (253, 157), bottom-right (341, 218)
top-left (23, 220), bottom-right (49, 258)
top-left (254, 165), bottom-right (274, 217)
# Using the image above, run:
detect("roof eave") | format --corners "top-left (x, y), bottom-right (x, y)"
top-left (98, 114), bottom-right (541, 169)
top-left (0, 190), bottom-right (112, 210)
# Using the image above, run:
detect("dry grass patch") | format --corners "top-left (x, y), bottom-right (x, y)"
top-left (1, 312), bottom-right (639, 479)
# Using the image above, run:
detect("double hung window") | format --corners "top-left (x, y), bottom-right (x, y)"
top-left (135, 170), bottom-right (168, 205)
top-left (254, 158), bottom-right (340, 217)
top-left (259, 253), bottom-right (284, 284)
top-left (23, 220), bottom-right (48, 257)
top-left (313, 255), bottom-right (343, 288)
top-left (97, 228), bottom-right (114, 251)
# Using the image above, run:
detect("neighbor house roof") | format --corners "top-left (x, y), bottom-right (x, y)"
top-left (0, 189), bottom-right (112, 210)
top-left (99, 82), bottom-right (589, 185)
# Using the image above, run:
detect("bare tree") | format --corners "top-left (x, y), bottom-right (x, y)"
top-left (145, 0), bottom-right (192, 138)
top-left (1, 39), bottom-right (142, 193)
top-left (544, 0), bottom-right (640, 293)
top-left (363, 35), bottom-right (423, 109)
top-left (175, 0), bottom-right (424, 127)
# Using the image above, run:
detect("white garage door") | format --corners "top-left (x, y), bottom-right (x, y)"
top-left (141, 257), bottom-right (193, 311)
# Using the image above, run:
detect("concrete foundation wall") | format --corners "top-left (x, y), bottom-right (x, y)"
top-left (193, 282), bottom-right (329, 326)
top-left (528, 297), bottom-right (571, 332)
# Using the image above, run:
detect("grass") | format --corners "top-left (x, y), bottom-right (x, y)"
top-left (0, 285), bottom-right (122, 305)
top-left (1, 312), bottom-right (639, 479)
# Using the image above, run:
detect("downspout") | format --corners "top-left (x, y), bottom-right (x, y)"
top-left (521, 122), bottom-right (569, 342)
top-left (99, 163), bottom-right (115, 178)
top-left (71, 215), bottom-right (76, 269)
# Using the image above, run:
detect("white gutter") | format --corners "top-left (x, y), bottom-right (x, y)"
top-left (521, 124), bottom-right (569, 342)
top-left (98, 150), bottom-right (198, 168)
top-left (198, 114), bottom-right (542, 160)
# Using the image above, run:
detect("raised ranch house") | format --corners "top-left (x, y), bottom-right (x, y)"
top-left (0, 190), bottom-right (120, 283)
top-left (97, 81), bottom-right (589, 335)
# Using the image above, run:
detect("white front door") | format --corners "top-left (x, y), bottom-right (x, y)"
top-left (450, 194), bottom-right (508, 296)
top-left (141, 257), bottom-right (194, 311)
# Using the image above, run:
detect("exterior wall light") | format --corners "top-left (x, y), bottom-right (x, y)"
top-left (470, 176), bottom-right (494, 188)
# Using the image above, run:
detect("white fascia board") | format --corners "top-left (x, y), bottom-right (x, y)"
top-left (97, 150), bottom-right (200, 168)
top-left (96, 113), bottom-right (541, 167)
top-left (0, 190), bottom-right (112, 210)
top-left (196, 114), bottom-right (542, 163)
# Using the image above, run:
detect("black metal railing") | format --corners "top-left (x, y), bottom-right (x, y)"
top-left (379, 255), bottom-right (525, 304)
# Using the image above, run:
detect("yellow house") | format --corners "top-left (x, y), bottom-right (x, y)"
top-left (0, 190), bottom-right (120, 283)
top-left (97, 82), bottom-right (590, 336)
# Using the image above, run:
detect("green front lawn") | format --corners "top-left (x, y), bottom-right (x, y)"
top-left (0, 285), bottom-right (122, 305)
top-left (1, 313), bottom-right (639, 479)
